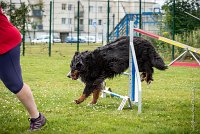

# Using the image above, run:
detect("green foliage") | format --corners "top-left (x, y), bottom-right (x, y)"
top-left (0, 44), bottom-right (200, 133)
top-left (143, 34), bottom-right (173, 60)
top-left (143, 28), bottom-right (200, 60)
top-left (175, 28), bottom-right (200, 48)
top-left (0, 1), bottom-right (29, 33)
top-left (0, 1), bottom-right (7, 9)
top-left (162, 0), bottom-right (200, 34)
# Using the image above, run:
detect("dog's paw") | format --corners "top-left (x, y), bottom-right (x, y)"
top-left (147, 81), bottom-right (151, 85)
top-left (147, 80), bottom-right (153, 85)
top-left (87, 103), bottom-right (97, 106)
top-left (141, 78), bottom-right (145, 82)
top-left (89, 101), bottom-right (97, 105)
top-left (74, 99), bottom-right (82, 104)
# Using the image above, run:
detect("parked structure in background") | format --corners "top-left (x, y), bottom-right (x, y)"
top-left (4, 0), bottom-right (162, 43)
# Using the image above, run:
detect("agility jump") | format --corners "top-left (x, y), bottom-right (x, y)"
top-left (70, 22), bottom-right (166, 113)
top-left (102, 21), bottom-right (142, 113)
top-left (134, 28), bottom-right (200, 66)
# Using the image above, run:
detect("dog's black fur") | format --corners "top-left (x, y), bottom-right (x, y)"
top-left (68, 36), bottom-right (167, 104)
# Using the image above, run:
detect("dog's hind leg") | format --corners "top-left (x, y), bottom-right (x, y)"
top-left (90, 89), bottom-right (101, 104)
top-left (90, 82), bottom-right (104, 104)
top-left (145, 68), bottom-right (154, 84)
top-left (140, 72), bottom-right (146, 82)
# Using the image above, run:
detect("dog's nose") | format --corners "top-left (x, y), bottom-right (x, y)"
top-left (67, 71), bottom-right (71, 78)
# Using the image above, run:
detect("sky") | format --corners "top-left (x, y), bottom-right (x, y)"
top-left (156, 0), bottom-right (166, 6)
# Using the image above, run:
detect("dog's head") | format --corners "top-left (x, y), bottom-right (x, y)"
top-left (67, 51), bottom-right (84, 80)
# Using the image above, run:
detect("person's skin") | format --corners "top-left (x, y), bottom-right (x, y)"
top-left (0, 6), bottom-right (40, 120)
top-left (16, 83), bottom-right (39, 119)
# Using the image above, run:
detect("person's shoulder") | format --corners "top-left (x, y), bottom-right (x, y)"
top-left (0, 6), bottom-right (3, 14)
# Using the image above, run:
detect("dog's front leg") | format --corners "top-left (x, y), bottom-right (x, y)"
top-left (90, 82), bottom-right (104, 104)
top-left (74, 94), bottom-right (86, 104)
top-left (74, 83), bottom-right (93, 104)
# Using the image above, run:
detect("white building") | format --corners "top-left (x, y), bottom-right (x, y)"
top-left (6, 0), bottom-right (162, 42)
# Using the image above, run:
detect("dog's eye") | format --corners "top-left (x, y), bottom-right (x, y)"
top-left (76, 63), bottom-right (82, 68)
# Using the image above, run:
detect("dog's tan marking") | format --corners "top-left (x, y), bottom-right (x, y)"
top-left (145, 73), bottom-right (152, 84)
top-left (75, 94), bottom-right (86, 104)
top-left (90, 89), bottom-right (101, 104)
top-left (140, 72), bottom-right (146, 82)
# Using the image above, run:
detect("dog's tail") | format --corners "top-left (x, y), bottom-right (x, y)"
top-left (149, 49), bottom-right (168, 70)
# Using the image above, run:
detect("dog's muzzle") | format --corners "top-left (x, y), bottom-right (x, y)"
top-left (67, 71), bottom-right (71, 78)
top-left (67, 70), bottom-right (79, 80)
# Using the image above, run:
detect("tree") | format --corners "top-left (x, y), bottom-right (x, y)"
top-left (0, 1), bottom-right (29, 33)
top-left (162, 0), bottom-right (200, 34)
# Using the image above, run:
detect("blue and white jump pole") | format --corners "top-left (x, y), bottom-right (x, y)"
top-left (102, 21), bottom-right (142, 113)
top-left (129, 21), bottom-right (142, 113)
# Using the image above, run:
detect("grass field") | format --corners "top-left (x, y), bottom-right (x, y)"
top-left (0, 43), bottom-right (200, 134)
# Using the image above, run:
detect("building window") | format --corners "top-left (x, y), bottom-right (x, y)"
top-left (149, 8), bottom-right (153, 12)
top-left (89, 6), bottom-right (94, 12)
top-left (68, 18), bottom-right (72, 25)
top-left (98, 19), bottom-right (102, 25)
top-left (141, 8), bottom-right (144, 12)
top-left (32, 10), bottom-right (42, 17)
top-left (68, 4), bottom-right (72, 11)
top-left (62, 4), bottom-right (66, 10)
top-left (80, 19), bottom-right (83, 25)
top-left (98, 6), bottom-right (102, 13)
top-left (62, 18), bottom-right (66, 24)
top-left (89, 19), bottom-right (93, 25)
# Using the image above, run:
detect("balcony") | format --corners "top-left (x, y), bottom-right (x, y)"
top-left (32, 9), bottom-right (42, 17)
top-left (37, 24), bottom-right (43, 30)
top-left (74, 11), bottom-right (84, 18)
top-left (74, 25), bottom-right (84, 31)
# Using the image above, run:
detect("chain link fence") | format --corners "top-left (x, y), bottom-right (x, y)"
top-left (2, 0), bottom-right (163, 56)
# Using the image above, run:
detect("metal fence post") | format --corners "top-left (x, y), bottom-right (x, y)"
top-left (22, 3), bottom-right (26, 56)
top-left (77, 0), bottom-right (80, 52)
top-left (107, 0), bottom-right (110, 43)
top-left (49, 0), bottom-right (52, 57)
top-left (88, 0), bottom-right (90, 45)
top-left (139, 0), bottom-right (142, 37)
top-left (172, 0), bottom-right (175, 60)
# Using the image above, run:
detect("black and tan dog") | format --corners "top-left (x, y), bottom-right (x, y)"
top-left (67, 36), bottom-right (167, 104)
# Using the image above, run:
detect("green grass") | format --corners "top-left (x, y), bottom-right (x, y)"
top-left (0, 43), bottom-right (200, 134)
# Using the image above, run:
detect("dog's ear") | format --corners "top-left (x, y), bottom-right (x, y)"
top-left (75, 51), bottom-right (80, 55)
top-left (76, 62), bottom-right (83, 68)
top-left (86, 53), bottom-right (92, 59)
top-left (76, 59), bottom-right (84, 69)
